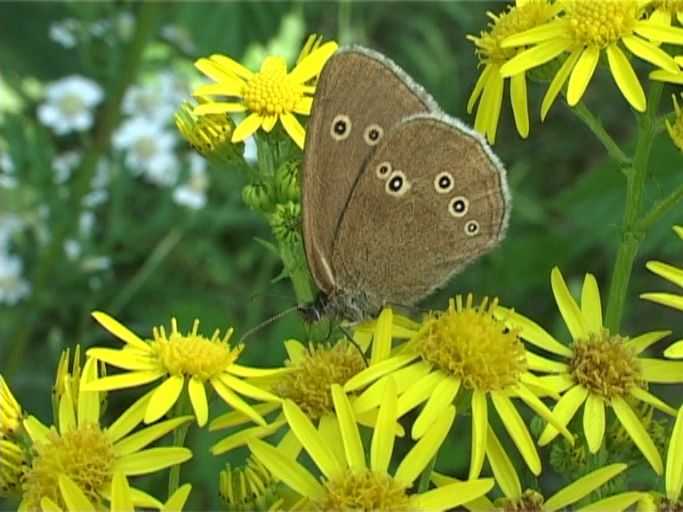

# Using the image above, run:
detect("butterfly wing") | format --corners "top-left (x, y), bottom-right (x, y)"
top-left (302, 46), bottom-right (437, 293)
top-left (329, 114), bottom-right (510, 310)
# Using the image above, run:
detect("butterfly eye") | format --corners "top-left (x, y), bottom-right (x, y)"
top-left (449, 196), bottom-right (469, 218)
top-left (386, 171), bottom-right (410, 197)
top-left (330, 114), bottom-right (351, 141)
top-left (375, 161), bottom-right (392, 179)
top-left (465, 220), bottom-right (479, 236)
top-left (434, 172), bottom-right (454, 193)
top-left (363, 124), bottom-right (383, 145)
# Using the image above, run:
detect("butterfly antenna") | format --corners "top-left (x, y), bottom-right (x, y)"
top-left (338, 324), bottom-right (369, 368)
top-left (239, 305), bottom-right (300, 344)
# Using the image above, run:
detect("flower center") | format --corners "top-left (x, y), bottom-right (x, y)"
top-left (22, 423), bottom-right (114, 510)
top-left (566, 0), bottom-right (639, 48)
top-left (416, 296), bottom-right (526, 393)
top-left (133, 137), bottom-right (159, 159)
top-left (242, 57), bottom-right (303, 115)
top-left (273, 340), bottom-right (366, 420)
top-left (59, 94), bottom-right (86, 116)
top-left (499, 489), bottom-right (545, 512)
top-left (317, 469), bottom-right (411, 511)
top-left (470, 1), bottom-right (558, 63)
top-left (569, 329), bottom-right (643, 399)
top-left (152, 319), bottom-right (242, 381)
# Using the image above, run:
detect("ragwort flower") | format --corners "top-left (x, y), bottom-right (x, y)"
top-left (20, 358), bottom-right (192, 510)
top-left (468, 0), bottom-right (559, 142)
top-left (85, 312), bottom-right (284, 427)
top-left (641, 225), bottom-right (683, 357)
top-left (193, 37), bottom-right (337, 148)
top-left (499, 0), bottom-right (683, 115)
top-left (249, 379), bottom-right (495, 510)
top-left (498, 267), bottom-right (683, 474)
top-left (344, 295), bottom-right (572, 479)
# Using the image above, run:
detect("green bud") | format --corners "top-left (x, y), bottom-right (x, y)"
top-left (270, 201), bottom-right (301, 244)
top-left (274, 159), bottom-right (301, 203)
top-left (219, 458), bottom-right (283, 511)
top-left (242, 181), bottom-right (275, 213)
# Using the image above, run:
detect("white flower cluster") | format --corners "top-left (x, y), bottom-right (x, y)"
top-left (0, 213), bottom-right (30, 305)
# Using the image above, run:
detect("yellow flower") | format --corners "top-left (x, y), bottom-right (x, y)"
top-left (209, 309), bottom-right (418, 456)
top-left (1, 438), bottom-right (28, 498)
top-left (500, 0), bottom-right (683, 116)
top-left (84, 312), bottom-right (284, 427)
top-left (1, 375), bottom-right (24, 439)
top-left (248, 378), bottom-right (495, 510)
top-left (468, 0), bottom-right (559, 142)
top-left (20, 358), bottom-right (192, 510)
top-left (666, 94), bottom-right (683, 151)
top-left (498, 267), bottom-right (683, 474)
top-left (649, 0), bottom-right (683, 26)
top-left (192, 38), bottom-right (337, 149)
top-left (435, 462), bottom-right (641, 511)
top-left (344, 296), bottom-right (572, 479)
top-left (219, 457), bottom-right (284, 511)
top-left (39, 472), bottom-right (192, 512)
top-left (641, 225), bottom-right (683, 357)
top-left (650, 56), bottom-right (683, 83)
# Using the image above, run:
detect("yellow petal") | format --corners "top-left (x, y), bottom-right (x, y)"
top-left (82, 371), bottom-right (163, 392)
top-left (626, 330), bottom-right (672, 354)
top-left (501, 20), bottom-right (565, 48)
top-left (583, 393), bottom-right (605, 453)
top-left (331, 384), bottom-right (365, 471)
top-left (219, 373), bottom-right (280, 403)
top-left (394, 406), bottom-right (454, 484)
top-left (539, 385), bottom-right (588, 445)
top-left (500, 38), bottom-right (571, 78)
top-left (541, 50), bottom-right (581, 120)
top-left (107, 390), bottom-right (152, 443)
top-left (664, 339), bottom-right (683, 359)
top-left (622, 35), bottom-right (679, 73)
top-left (210, 420), bottom-right (285, 455)
top-left (279, 112), bottom-right (306, 149)
top-left (473, 68), bottom-right (498, 139)
top-left (211, 378), bottom-right (266, 426)
top-left (395, 369), bottom-right (445, 417)
top-left (649, 69), bottom-right (683, 85)
top-left (611, 395), bottom-right (663, 474)
top-left (113, 417), bottom-right (192, 457)
top-left (497, 306), bottom-right (572, 357)
top-left (580, 273), bottom-right (603, 332)
top-left (289, 41), bottom-right (338, 83)
top-left (485, 426), bottom-right (521, 501)
top-left (283, 400), bottom-right (344, 479)
top-left (261, 114), bottom-right (277, 133)
top-left (606, 44), bottom-right (646, 112)
top-left (578, 492), bottom-right (643, 512)
top-left (58, 474), bottom-right (95, 512)
top-left (86, 348), bottom-right (151, 371)
top-left (231, 113), bottom-right (263, 143)
top-left (371, 377), bottom-right (397, 474)
top-left (641, 359), bottom-right (683, 382)
top-left (248, 438), bottom-right (324, 499)
top-left (491, 392), bottom-right (541, 475)
top-left (162, 483), bottom-right (192, 512)
top-left (515, 383), bottom-right (572, 441)
top-left (193, 82), bottom-right (243, 98)
top-left (91, 311), bottom-right (148, 350)
top-left (482, 68), bottom-right (504, 143)
top-left (59, 384), bottom-right (76, 434)
top-left (193, 102), bottom-right (247, 115)
top-left (110, 472), bottom-right (134, 512)
top-left (412, 479), bottom-right (494, 510)
top-left (344, 353), bottom-right (418, 392)
top-left (640, 292), bottom-right (683, 311)
top-left (294, 96), bottom-right (313, 115)
top-left (206, 54), bottom-right (254, 80)
top-left (145, 375), bottom-right (183, 423)
top-left (567, 46), bottom-right (600, 106)
top-left (113, 447), bottom-right (192, 475)
top-left (510, 72), bottom-right (529, 138)
top-left (666, 406), bottom-right (683, 500)
top-left (78, 358), bottom-right (100, 427)
top-left (318, 413), bottom-right (346, 470)
top-left (412, 376), bottom-right (460, 439)
top-left (646, 260), bottom-right (683, 287)
top-left (526, 351), bottom-right (570, 373)
top-left (545, 463), bottom-right (627, 510)
top-left (188, 377), bottom-right (208, 426)
top-left (371, 308), bottom-right (393, 365)
top-left (634, 22), bottom-right (683, 45)
top-left (469, 390), bottom-right (488, 479)
top-left (551, 267), bottom-right (588, 340)
top-left (629, 386), bottom-right (676, 416)
top-left (468, 65), bottom-right (493, 114)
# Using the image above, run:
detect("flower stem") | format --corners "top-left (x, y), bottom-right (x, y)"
top-left (169, 393), bottom-right (192, 496)
top-left (638, 184), bottom-right (683, 234)
top-left (604, 83), bottom-right (663, 332)
top-left (572, 101), bottom-right (631, 167)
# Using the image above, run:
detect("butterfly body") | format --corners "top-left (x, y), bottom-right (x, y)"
top-left (301, 46), bottom-right (510, 322)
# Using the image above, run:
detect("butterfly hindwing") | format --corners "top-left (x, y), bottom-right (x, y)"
top-left (329, 114), bottom-right (510, 310)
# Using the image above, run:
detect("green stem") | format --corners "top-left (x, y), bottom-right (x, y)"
top-left (4, 3), bottom-right (159, 378)
top-left (168, 393), bottom-right (192, 496)
top-left (417, 453), bottom-right (438, 493)
top-left (572, 101), bottom-right (631, 168)
top-left (637, 184), bottom-right (683, 233)
top-left (604, 83), bottom-right (663, 332)
top-left (279, 240), bottom-right (315, 305)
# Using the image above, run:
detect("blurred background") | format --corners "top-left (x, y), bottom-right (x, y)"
top-left (1, 2), bottom-right (680, 509)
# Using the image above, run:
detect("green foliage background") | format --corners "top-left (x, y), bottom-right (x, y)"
top-left (1, 2), bottom-right (681, 509)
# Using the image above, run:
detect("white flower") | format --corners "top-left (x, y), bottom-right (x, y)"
top-left (0, 214), bottom-right (23, 250)
top-left (63, 239), bottom-right (82, 261)
top-left (53, 151), bottom-right (81, 184)
top-left (0, 150), bottom-right (16, 188)
top-left (0, 253), bottom-right (30, 305)
top-left (173, 158), bottom-right (209, 210)
top-left (113, 117), bottom-right (179, 187)
top-left (37, 75), bottom-right (103, 135)
top-left (122, 71), bottom-right (186, 124)
top-left (49, 19), bottom-right (79, 48)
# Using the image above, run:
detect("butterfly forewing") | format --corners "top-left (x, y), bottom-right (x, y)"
top-left (302, 47), bottom-right (437, 293)
top-left (329, 114), bottom-right (510, 311)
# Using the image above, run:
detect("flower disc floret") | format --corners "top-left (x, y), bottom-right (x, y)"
top-left (417, 296), bottom-right (526, 392)
top-left (318, 469), bottom-right (411, 511)
top-left (152, 319), bottom-right (242, 381)
top-left (243, 58), bottom-right (303, 115)
top-left (567, 0), bottom-right (638, 48)
top-left (569, 329), bottom-right (643, 399)
top-left (22, 424), bottom-right (114, 510)
top-left (274, 341), bottom-right (365, 419)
